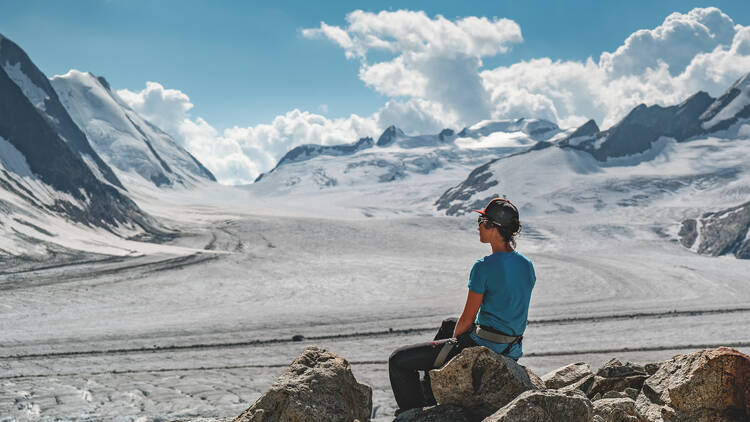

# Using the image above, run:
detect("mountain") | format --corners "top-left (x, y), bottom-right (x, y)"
top-left (0, 34), bottom-right (122, 188)
top-left (0, 33), bottom-right (164, 260)
top-left (558, 73), bottom-right (750, 161)
top-left (50, 70), bottom-right (216, 188)
top-left (435, 72), bottom-right (750, 259)
top-left (247, 120), bottom-right (561, 208)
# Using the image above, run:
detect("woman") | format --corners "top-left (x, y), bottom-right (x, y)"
top-left (388, 198), bottom-right (536, 412)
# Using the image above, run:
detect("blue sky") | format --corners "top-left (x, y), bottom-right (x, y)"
top-left (2, 1), bottom-right (749, 183)
top-left (2, 0), bottom-right (747, 130)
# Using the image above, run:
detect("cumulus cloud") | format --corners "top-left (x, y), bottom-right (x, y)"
top-left (118, 7), bottom-right (750, 184)
top-left (600, 7), bottom-right (736, 77)
top-left (303, 10), bottom-right (522, 124)
top-left (116, 82), bottom-right (193, 139)
top-left (480, 7), bottom-right (749, 128)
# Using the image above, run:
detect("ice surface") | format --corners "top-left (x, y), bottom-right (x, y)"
top-left (2, 125), bottom-right (750, 420)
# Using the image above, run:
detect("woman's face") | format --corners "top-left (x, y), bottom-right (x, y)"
top-left (478, 219), bottom-right (505, 244)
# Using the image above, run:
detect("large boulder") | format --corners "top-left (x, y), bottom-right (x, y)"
top-left (428, 347), bottom-right (544, 420)
top-left (393, 404), bottom-right (470, 422)
top-left (232, 346), bottom-right (372, 422)
top-left (593, 397), bottom-right (646, 422)
top-left (543, 362), bottom-right (594, 390)
top-left (483, 389), bottom-right (594, 422)
top-left (587, 359), bottom-right (648, 399)
top-left (635, 347), bottom-right (750, 421)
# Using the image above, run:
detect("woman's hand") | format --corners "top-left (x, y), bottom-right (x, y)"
top-left (453, 290), bottom-right (483, 338)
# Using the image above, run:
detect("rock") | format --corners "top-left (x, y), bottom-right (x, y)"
top-left (543, 362), bottom-right (593, 389)
top-left (428, 347), bottom-right (544, 420)
top-left (593, 397), bottom-right (645, 422)
top-left (484, 389), bottom-right (594, 422)
top-left (393, 404), bottom-right (470, 422)
top-left (602, 391), bottom-right (630, 400)
top-left (644, 362), bottom-right (662, 376)
top-left (635, 347), bottom-right (750, 422)
top-left (587, 359), bottom-right (648, 399)
top-left (595, 359), bottom-right (647, 379)
top-left (623, 388), bottom-right (638, 400)
top-left (559, 374), bottom-right (596, 395)
top-left (232, 346), bottom-right (371, 422)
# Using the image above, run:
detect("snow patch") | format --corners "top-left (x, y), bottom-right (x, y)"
top-left (2, 61), bottom-right (48, 110)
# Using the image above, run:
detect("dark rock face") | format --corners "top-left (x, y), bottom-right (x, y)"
top-left (484, 389), bottom-right (594, 422)
top-left (434, 159), bottom-right (500, 216)
top-left (570, 120), bottom-right (600, 139)
top-left (232, 346), bottom-right (372, 422)
top-left (566, 91), bottom-right (714, 161)
top-left (429, 347), bottom-right (545, 421)
top-left (272, 137), bottom-right (374, 170)
top-left (679, 201), bottom-right (750, 259)
top-left (0, 41), bottom-right (158, 233)
top-left (700, 73), bottom-right (750, 133)
top-left (0, 35), bottom-right (122, 189)
top-left (635, 347), bottom-right (750, 422)
top-left (377, 125), bottom-right (405, 147)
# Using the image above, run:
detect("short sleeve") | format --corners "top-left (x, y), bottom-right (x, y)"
top-left (529, 261), bottom-right (536, 288)
top-left (467, 260), bottom-right (486, 294)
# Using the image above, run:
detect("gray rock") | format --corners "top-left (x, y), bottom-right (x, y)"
top-left (393, 404), bottom-right (469, 422)
top-left (233, 346), bottom-right (372, 422)
top-left (542, 362), bottom-right (593, 389)
top-left (558, 374), bottom-right (596, 395)
top-left (593, 397), bottom-right (645, 422)
top-left (681, 201), bottom-right (750, 259)
top-left (429, 347), bottom-right (544, 421)
top-left (586, 360), bottom-right (648, 399)
top-left (635, 347), bottom-right (750, 422)
top-left (483, 389), bottom-right (594, 422)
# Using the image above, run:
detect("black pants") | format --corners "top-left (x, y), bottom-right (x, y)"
top-left (388, 318), bottom-right (478, 411)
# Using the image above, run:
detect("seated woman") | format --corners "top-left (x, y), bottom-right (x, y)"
top-left (388, 198), bottom-right (536, 412)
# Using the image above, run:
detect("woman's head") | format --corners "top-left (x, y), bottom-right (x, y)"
top-left (475, 198), bottom-right (522, 248)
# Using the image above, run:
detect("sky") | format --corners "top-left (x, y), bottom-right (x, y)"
top-left (2, 1), bottom-right (750, 184)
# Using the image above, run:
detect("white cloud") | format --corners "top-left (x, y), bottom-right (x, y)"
top-left (307, 7), bottom-right (749, 130)
top-left (303, 10), bottom-right (522, 124)
top-left (599, 7), bottom-right (736, 77)
top-left (117, 7), bottom-right (750, 185)
top-left (116, 82), bottom-right (193, 139)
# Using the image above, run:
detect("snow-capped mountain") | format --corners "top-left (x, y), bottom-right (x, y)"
top-left (436, 72), bottom-right (750, 259)
top-left (0, 34), bottom-right (166, 260)
top-left (247, 119), bottom-right (562, 215)
top-left (50, 70), bottom-right (216, 188)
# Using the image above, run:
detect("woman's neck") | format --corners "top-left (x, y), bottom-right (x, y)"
top-left (491, 242), bottom-right (513, 253)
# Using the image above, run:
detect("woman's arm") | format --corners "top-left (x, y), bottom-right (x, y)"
top-left (453, 290), bottom-right (483, 338)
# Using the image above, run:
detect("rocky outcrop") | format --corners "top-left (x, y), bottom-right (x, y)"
top-left (428, 347), bottom-right (545, 420)
top-left (232, 346), bottom-right (371, 422)
top-left (587, 359), bottom-right (649, 399)
top-left (542, 362), bottom-right (594, 390)
top-left (679, 201), bottom-right (750, 259)
top-left (483, 389), bottom-right (593, 422)
top-left (635, 347), bottom-right (750, 421)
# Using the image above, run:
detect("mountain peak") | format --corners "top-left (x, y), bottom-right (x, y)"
top-left (376, 125), bottom-right (405, 147)
top-left (570, 119), bottom-right (599, 138)
top-left (700, 72), bottom-right (750, 133)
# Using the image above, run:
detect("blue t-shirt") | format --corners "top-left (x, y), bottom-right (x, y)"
top-left (467, 251), bottom-right (536, 359)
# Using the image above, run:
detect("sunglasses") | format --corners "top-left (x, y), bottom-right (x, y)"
top-left (478, 216), bottom-right (494, 226)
